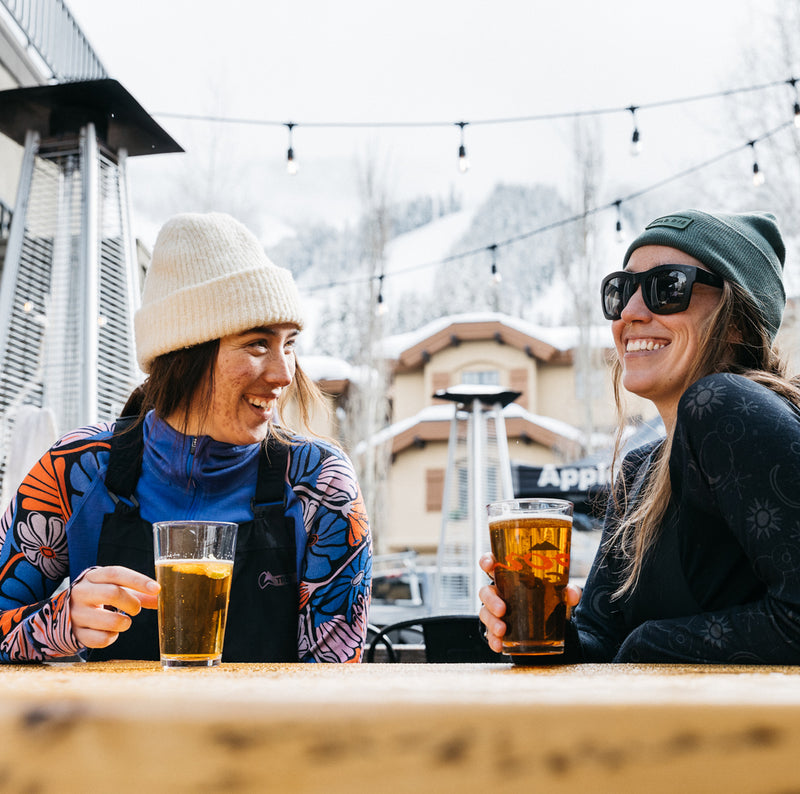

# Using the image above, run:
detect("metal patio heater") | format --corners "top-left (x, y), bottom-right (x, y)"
top-left (432, 385), bottom-right (520, 614)
top-left (0, 79), bottom-right (182, 501)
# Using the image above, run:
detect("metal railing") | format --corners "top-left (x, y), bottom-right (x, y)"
top-left (0, 0), bottom-right (108, 81)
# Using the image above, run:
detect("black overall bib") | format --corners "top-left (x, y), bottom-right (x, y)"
top-left (90, 418), bottom-right (299, 661)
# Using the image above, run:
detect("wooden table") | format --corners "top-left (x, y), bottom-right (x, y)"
top-left (1, 660), bottom-right (799, 793)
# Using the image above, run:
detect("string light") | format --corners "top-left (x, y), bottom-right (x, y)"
top-left (376, 274), bottom-right (387, 315)
top-left (614, 200), bottom-right (624, 242)
top-left (489, 244), bottom-right (501, 285)
top-left (788, 78), bottom-right (800, 128)
top-left (285, 122), bottom-right (297, 175)
top-left (748, 140), bottom-right (765, 186)
top-left (456, 121), bottom-right (469, 173)
top-left (628, 106), bottom-right (642, 156)
top-left (156, 78), bottom-right (792, 132)
top-left (304, 120), bottom-right (793, 297)
top-left (155, 77), bottom-right (797, 175)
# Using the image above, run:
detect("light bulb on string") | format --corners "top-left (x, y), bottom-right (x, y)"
top-left (614, 200), bottom-right (625, 243)
top-left (376, 275), bottom-right (387, 316)
top-left (749, 140), bottom-right (765, 186)
top-left (489, 244), bottom-right (501, 285)
top-left (788, 78), bottom-right (800, 128)
top-left (285, 122), bottom-right (297, 175)
top-left (456, 121), bottom-right (470, 173)
top-left (628, 106), bottom-right (642, 156)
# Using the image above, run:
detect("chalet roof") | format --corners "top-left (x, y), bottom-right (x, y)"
top-left (300, 354), bottom-right (360, 382)
top-left (299, 354), bottom-right (366, 394)
top-left (382, 312), bottom-right (613, 372)
top-left (361, 402), bottom-right (607, 457)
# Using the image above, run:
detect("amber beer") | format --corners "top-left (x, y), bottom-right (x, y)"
top-left (155, 559), bottom-right (234, 664)
top-left (153, 521), bottom-right (238, 668)
top-left (487, 499), bottom-right (573, 655)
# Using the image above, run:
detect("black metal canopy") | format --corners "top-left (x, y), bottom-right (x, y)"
top-left (0, 79), bottom-right (183, 156)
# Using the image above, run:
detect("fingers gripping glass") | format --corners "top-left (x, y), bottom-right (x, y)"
top-left (601, 264), bottom-right (724, 321)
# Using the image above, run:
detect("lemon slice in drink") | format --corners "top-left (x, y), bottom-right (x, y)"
top-left (169, 561), bottom-right (232, 578)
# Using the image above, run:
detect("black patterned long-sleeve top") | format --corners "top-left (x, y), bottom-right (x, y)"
top-left (570, 372), bottom-right (800, 664)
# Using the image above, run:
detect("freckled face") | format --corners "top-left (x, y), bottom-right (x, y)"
top-left (612, 245), bottom-right (723, 423)
top-left (194, 324), bottom-right (298, 445)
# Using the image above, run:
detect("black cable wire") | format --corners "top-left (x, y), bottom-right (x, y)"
top-left (153, 77), bottom-right (793, 129)
top-left (304, 120), bottom-right (795, 294)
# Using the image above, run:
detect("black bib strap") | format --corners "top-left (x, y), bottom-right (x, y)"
top-left (104, 416), bottom-right (145, 503)
top-left (94, 425), bottom-right (300, 661)
top-left (252, 438), bottom-right (289, 511)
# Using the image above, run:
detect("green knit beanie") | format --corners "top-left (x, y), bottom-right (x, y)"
top-left (622, 209), bottom-right (786, 340)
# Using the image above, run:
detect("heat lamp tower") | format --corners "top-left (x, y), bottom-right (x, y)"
top-left (0, 79), bottom-right (182, 497)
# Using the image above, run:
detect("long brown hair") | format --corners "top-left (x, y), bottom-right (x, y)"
top-left (607, 281), bottom-right (800, 598)
top-left (124, 338), bottom-right (331, 445)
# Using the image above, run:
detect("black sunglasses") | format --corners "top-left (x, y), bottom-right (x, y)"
top-left (601, 264), bottom-right (724, 321)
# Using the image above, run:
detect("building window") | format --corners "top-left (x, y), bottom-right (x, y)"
top-left (461, 370), bottom-right (500, 386)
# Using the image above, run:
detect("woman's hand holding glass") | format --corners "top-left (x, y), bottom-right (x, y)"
top-left (68, 565), bottom-right (160, 649)
top-left (478, 552), bottom-right (583, 654)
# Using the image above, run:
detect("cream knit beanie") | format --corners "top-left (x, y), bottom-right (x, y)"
top-left (134, 212), bottom-right (304, 372)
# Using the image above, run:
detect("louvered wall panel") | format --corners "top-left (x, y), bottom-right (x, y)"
top-left (0, 135), bottom-right (140, 504)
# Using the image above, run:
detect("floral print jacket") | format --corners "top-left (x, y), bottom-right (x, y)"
top-left (0, 412), bottom-right (372, 663)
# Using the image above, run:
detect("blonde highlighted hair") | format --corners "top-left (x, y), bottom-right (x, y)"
top-left (606, 280), bottom-right (800, 598)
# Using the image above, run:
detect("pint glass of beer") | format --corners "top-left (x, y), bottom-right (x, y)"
top-left (487, 499), bottom-right (573, 655)
top-left (153, 521), bottom-right (238, 668)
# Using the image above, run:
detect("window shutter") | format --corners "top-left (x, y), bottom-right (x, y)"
top-left (432, 371), bottom-right (450, 394)
top-left (509, 368), bottom-right (528, 409)
top-left (426, 468), bottom-right (445, 511)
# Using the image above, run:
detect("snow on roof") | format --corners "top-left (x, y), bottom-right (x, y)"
top-left (299, 354), bottom-right (360, 382)
top-left (361, 399), bottom-right (590, 452)
top-left (381, 311), bottom-right (614, 359)
top-left (504, 402), bottom-right (585, 442)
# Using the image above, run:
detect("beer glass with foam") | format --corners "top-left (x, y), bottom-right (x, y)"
top-left (153, 521), bottom-right (238, 668)
top-left (487, 499), bottom-right (573, 655)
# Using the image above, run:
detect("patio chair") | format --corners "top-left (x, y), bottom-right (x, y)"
top-left (365, 614), bottom-right (506, 663)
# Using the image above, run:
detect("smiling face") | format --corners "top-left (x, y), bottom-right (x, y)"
top-left (178, 324), bottom-right (299, 445)
top-left (613, 245), bottom-right (724, 427)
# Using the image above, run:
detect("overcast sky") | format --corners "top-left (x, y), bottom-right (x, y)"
top-left (64, 0), bottom-right (775, 246)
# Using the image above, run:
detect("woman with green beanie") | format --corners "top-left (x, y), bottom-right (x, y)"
top-left (480, 208), bottom-right (800, 663)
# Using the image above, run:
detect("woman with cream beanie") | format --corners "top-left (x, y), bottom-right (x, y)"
top-left (0, 212), bottom-right (372, 664)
